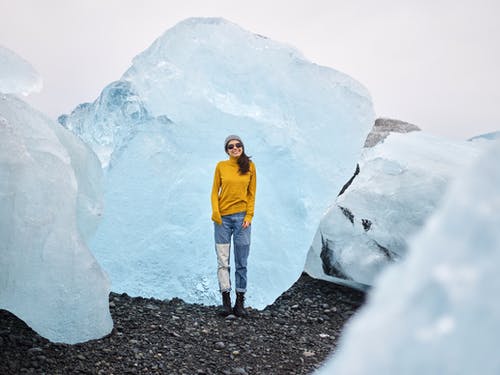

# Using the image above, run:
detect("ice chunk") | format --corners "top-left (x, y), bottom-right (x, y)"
top-left (305, 130), bottom-right (482, 288)
top-left (0, 46), bottom-right (42, 95)
top-left (0, 94), bottom-right (112, 344)
top-left (318, 140), bottom-right (500, 374)
top-left (61, 17), bottom-right (375, 308)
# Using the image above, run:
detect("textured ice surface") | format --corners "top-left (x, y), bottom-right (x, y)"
top-left (0, 93), bottom-right (112, 344)
top-left (318, 140), bottom-right (500, 375)
top-left (468, 130), bottom-right (500, 143)
top-left (305, 131), bottom-right (481, 289)
top-left (61, 17), bottom-right (375, 308)
top-left (0, 45), bottom-right (42, 95)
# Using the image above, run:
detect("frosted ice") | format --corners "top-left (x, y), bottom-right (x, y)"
top-left (305, 130), bottom-right (482, 289)
top-left (468, 130), bottom-right (500, 143)
top-left (318, 140), bottom-right (500, 375)
top-left (61, 17), bottom-right (375, 308)
top-left (0, 46), bottom-right (42, 95)
top-left (0, 93), bottom-right (112, 344)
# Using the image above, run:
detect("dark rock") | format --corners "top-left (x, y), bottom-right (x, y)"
top-left (364, 117), bottom-right (420, 148)
top-left (338, 163), bottom-right (360, 197)
top-left (27, 347), bottom-right (43, 355)
top-left (320, 234), bottom-right (352, 280)
top-left (361, 218), bottom-right (372, 231)
top-left (214, 341), bottom-right (226, 349)
top-left (339, 206), bottom-right (354, 223)
top-left (0, 273), bottom-right (365, 374)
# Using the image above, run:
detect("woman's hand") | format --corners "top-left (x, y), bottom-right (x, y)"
top-left (242, 221), bottom-right (251, 229)
top-left (212, 212), bottom-right (222, 225)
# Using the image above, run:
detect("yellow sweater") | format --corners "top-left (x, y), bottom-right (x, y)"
top-left (211, 156), bottom-right (256, 225)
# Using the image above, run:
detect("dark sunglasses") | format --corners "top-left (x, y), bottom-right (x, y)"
top-left (227, 143), bottom-right (243, 150)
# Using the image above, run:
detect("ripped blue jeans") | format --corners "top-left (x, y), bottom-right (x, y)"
top-left (214, 211), bottom-right (251, 293)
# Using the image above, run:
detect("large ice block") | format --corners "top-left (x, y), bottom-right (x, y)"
top-left (61, 17), bottom-right (375, 308)
top-left (0, 93), bottom-right (112, 344)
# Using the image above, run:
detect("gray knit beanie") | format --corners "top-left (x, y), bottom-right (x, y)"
top-left (224, 135), bottom-right (243, 150)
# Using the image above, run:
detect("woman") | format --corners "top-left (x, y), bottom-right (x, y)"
top-left (211, 135), bottom-right (256, 317)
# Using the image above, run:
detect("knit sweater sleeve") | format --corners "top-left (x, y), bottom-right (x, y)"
top-left (244, 162), bottom-right (257, 223)
top-left (210, 163), bottom-right (222, 224)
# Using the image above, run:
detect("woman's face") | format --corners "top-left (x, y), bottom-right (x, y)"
top-left (226, 140), bottom-right (243, 158)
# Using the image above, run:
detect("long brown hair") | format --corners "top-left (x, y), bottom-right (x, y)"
top-left (237, 150), bottom-right (252, 174)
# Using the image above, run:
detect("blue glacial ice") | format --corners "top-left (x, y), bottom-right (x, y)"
top-left (318, 139), bottom-right (500, 375)
top-left (0, 46), bottom-right (112, 343)
top-left (61, 17), bottom-right (375, 308)
top-left (305, 125), bottom-right (482, 289)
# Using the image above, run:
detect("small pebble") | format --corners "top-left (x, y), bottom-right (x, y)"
top-left (233, 367), bottom-right (248, 374)
top-left (214, 341), bottom-right (225, 349)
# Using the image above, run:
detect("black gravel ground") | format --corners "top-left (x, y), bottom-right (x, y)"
top-left (0, 273), bottom-right (365, 374)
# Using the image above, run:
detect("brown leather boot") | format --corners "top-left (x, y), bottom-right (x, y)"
top-left (233, 292), bottom-right (248, 317)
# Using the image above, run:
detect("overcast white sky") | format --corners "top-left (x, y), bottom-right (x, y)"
top-left (1, 0), bottom-right (499, 140)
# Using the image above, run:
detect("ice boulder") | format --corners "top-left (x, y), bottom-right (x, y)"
top-left (318, 139), bottom-right (500, 375)
top-left (0, 46), bottom-right (42, 95)
top-left (305, 120), bottom-right (482, 289)
top-left (61, 17), bottom-right (375, 308)
top-left (0, 90), bottom-right (112, 343)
